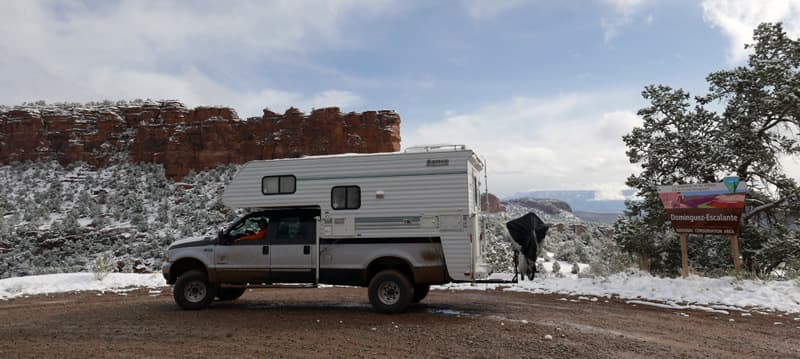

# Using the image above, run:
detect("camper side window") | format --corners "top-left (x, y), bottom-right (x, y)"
top-left (262, 175), bottom-right (296, 195)
top-left (473, 175), bottom-right (479, 208)
top-left (331, 186), bottom-right (360, 210)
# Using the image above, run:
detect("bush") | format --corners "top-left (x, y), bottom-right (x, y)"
top-left (91, 253), bottom-right (115, 280)
top-left (482, 215), bottom-right (515, 273)
top-left (589, 240), bottom-right (632, 277)
top-left (551, 261), bottom-right (561, 274)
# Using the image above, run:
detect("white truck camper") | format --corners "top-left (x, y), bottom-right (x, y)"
top-left (163, 145), bottom-right (529, 313)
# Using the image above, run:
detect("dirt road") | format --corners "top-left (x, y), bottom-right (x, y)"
top-left (0, 287), bottom-right (797, 358)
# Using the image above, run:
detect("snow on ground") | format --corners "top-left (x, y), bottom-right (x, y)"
top-left (536, 257), bottom-right (591, 278)
top-left (0, 273), bottom-right (164, 300)
top-left (1, 271), bottom-right (799, 315)
top-left (436, 270), bottom-right (800, 314)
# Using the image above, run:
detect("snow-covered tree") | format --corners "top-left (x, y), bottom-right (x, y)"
top-left (551, 261), bottom-right (561, 275)
top-left (571, 262), bottom-right (580, 274)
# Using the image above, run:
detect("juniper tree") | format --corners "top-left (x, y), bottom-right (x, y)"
top-left (618, 23), bottom-right (800, 277)
top-left (551, 261), bottom-right (561, 274)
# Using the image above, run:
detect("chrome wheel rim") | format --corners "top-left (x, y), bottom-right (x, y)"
top-left (184, 281), bottom-right (207, 303)
top-left (378, 281), bottom-right (400, 305)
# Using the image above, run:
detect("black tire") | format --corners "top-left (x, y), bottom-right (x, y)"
top-left (216, 287), bottom-right (246, 301)
top-left (368, 270), bottom-right (413, 314)
top-left (173, 270), bottom-right (216, 310)
top-left (412, 284), bottom-right (430, 303)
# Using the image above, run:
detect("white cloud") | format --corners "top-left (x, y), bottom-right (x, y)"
top-left (600, 0), bottom-right (649, 42)
top-left (604, 0), bottom-right (645, 13)
top-left (403, 92), bottom-right (642, 196)
top-left (0, 0), bottom-right (390, 116)
top-left (702, 0), bottom-right (800, 63)
top-left (592, 187), bottom-right (627, 201)
top-left (462, 0), bottom-right (531, 20)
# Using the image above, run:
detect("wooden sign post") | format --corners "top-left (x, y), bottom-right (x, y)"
top-left (730, 234), bottom-right (741, 273)
top-left (658, 178), bottom-right (746, 278)
top-left (680, 233), bottom-right (689, 278)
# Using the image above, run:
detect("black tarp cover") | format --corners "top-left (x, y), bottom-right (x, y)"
top-left (506, 212), bottom-right (549, 262)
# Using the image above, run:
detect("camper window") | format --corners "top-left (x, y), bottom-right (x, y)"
top-left (331, 186), bottom-right (361, 210)
top-left (261, 175), bottom-right (296, 195)
top-left (473, 175), bottom-right (479, 208)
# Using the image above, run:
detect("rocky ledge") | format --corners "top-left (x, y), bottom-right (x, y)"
top-left (0, 100), bottom-right (401, 179)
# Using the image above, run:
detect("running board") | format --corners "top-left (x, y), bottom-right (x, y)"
top-left (452, 279), bottom-right (519, 284)
top-left (220, 283), bottom-right (319, 289)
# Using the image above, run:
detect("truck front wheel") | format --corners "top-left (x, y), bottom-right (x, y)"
top-left (173, 270), bottom-right (216, 310)
top-left (368, 270), bottom-right (413, 313)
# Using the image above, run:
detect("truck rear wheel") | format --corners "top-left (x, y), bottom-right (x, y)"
top-left (412, 284), bottom-right (430, 303)
top-left (368, 270), bottom-right (413, 313)
top-left (216, 287), bottom-right (246, 301)
top-left (173, 270), bottom-right (216, 310)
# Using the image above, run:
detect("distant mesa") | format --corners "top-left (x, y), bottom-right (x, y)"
top-left (505, 197), bottom-right (573, 215)
top-left (0, 100), bottom-right (401, 179)
top-left (499, 193), bottom-right (625, 224)
top-left (507, 190), bottom-right (634, 214)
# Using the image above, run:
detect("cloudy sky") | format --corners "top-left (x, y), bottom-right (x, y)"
top-left (2, 0), bottom-right (799, 197)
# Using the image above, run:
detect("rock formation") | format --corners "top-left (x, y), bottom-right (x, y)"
top-left (0, 100), bottom-right (401, 179)
top-left (480, 193), bottom-right (506, 213)
top-left (505, 198), bottom-right (573, 216)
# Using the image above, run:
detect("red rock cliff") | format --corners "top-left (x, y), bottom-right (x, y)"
top-left (480, 193), bottom-right (506, 213)
top-left (0, 100), bottom-right (401, 179)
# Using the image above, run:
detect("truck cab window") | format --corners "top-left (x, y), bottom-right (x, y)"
top-left (273, 216), bottom-right (306, 242)
top-left (225, 215), bottom-right (269, 243)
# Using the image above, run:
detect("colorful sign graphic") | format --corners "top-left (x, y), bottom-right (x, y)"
top-left (657, 179), bottom-right (747, 235)
top-left (723, 176), bottom-right (740, 193)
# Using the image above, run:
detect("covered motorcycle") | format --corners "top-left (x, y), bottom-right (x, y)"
top-left (506, 212), bottom-right (549, 279)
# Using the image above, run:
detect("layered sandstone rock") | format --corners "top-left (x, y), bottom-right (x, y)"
top-left (0, 101), bottom-right (401, 179)
top-left (480, 193), bottom-right (506, 213)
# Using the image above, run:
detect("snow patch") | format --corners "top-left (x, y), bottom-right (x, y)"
top-left (625, 300), bottom-right (730, 314)
top-left (429, 308), bottom-right (472, 316)
top-left (435, 270), bottom-right (800, 314)
top-left (0, 273), bottom-right (165, 300)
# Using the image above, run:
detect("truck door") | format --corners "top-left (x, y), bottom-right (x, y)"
top-left (268, 210), bottom-right (317, 283)
top-left (215, 214), bottom-right (271, 284)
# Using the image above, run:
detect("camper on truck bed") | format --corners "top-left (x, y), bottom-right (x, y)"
top-left (162, 145), bottom-right (493, 313)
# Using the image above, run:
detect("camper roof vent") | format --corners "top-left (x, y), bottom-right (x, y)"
top-left (404, 144), bottom-right (467, 153)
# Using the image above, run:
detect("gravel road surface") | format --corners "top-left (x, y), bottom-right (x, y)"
top-left (0, 287), bottom-right (797, 358)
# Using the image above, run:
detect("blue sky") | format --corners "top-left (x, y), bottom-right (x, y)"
top-left (2, 0), bottom-right (799, 197)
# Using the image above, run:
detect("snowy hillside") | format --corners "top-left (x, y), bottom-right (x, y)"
top-left (503, 199), bottom-right (580, 223)
top-left (0, 159), bottom-right (627, 283)
top-left (0, 160), bottom-right (243, 278)
top-left (485, 200), bottom-right (620, 275)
